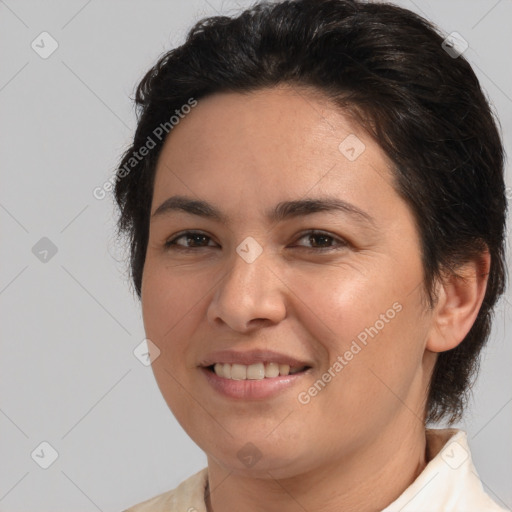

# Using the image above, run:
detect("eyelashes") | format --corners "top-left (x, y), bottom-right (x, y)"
top-left (163, 229), bottom-right (349, 253)
top-left (164, 231), bottom-right (216, 250)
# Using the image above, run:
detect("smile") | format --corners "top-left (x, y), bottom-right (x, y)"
top-left (209, 362), bottom-right (309, 380)
top-left (201, 364), bottom-right (311, 400)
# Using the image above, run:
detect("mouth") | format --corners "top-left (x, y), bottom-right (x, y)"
top-left (205, 362), bottom-right (311, 380)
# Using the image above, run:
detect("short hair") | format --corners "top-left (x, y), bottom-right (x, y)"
top-left (113, 0), bottom-right (508, 424)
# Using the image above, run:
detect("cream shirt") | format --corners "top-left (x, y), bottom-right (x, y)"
top-left (124, 429), bottom-right (510, 512)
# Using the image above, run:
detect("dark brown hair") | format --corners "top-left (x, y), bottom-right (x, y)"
top-left (113, 0), bottom-right (508, 424)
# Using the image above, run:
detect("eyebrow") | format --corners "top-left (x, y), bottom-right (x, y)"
top-left (151, 194), bottom-right (376, 227)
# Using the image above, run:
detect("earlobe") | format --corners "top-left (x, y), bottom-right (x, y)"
top-left (426, 250), bottom-right (491, 353)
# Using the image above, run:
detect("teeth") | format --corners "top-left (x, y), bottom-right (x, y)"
top-left (265, 362), bottom-right (280, 378)
top-left (212, 362), bottom-right (307, 379)
top-left (279, 363), bottom-right (290, 375)
top-left (222, 363), bottom-right (231, 379)
top-left (231, 364), bottom-right (247, 380)
top-left (246, 362), bottom-right (265, 380)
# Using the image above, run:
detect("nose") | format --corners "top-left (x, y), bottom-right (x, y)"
top-left (206, 243), bottom-right (287, 332)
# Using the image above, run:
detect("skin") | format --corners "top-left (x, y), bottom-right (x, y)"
top-left (141, 85), bottom-right (490, 512)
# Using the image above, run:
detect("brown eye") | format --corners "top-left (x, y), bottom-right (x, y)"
top-left (164, 231), bottom-right (217, 250)
top-left (293, 230), bottom-right (348, 251)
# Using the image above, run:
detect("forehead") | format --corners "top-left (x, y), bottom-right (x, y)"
top-left (157, 85), bottom-right (361, 161)
top-left (151, 86), bottom-right (396, 215)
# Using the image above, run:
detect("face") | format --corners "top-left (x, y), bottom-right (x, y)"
top-left (141, 86), bottom-right (437, 478)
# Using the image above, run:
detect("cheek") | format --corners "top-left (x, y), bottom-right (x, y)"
top-left (287, 261), bottom-right (428, 419)
top-left (141, 260), bottom-right (209, 343)
top-left (281, 262), bottom-right (403, 353)
top-left (140, 263), bottom-right (214, 407)
top-left (140, 263), bottom-right (209, 426)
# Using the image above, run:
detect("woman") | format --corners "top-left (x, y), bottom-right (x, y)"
top-left (115, 0), bottom-right (509, 510)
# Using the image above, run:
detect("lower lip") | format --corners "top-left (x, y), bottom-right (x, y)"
top-left (200, 367), bottom-right (309, 400)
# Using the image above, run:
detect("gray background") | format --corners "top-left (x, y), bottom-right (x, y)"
top-left (0, 0), bottom-right (510, 510)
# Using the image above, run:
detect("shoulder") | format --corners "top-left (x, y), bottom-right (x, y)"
top-left (383, 429), bottom-right (510, 512)
top-left (122, 467), bottom-right (208, 512)
top-left (431, 429), bottom-right (509, 512)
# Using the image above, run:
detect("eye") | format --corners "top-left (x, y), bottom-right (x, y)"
top-left (163, 229), bottom-right (348, 252)
top-left (164, 231), bottom-right (217, 251)
top-left (292, 230), bottom-right (348, 252)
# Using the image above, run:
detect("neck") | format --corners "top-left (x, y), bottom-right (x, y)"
top-left (205, 419), bottom-right (428, 512)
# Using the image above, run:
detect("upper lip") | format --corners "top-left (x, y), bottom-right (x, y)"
top-left (199, 349), bottom-right (312, 368)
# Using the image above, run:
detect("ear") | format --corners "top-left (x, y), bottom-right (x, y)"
top-left (426, 249), bottom-right (491, 353)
